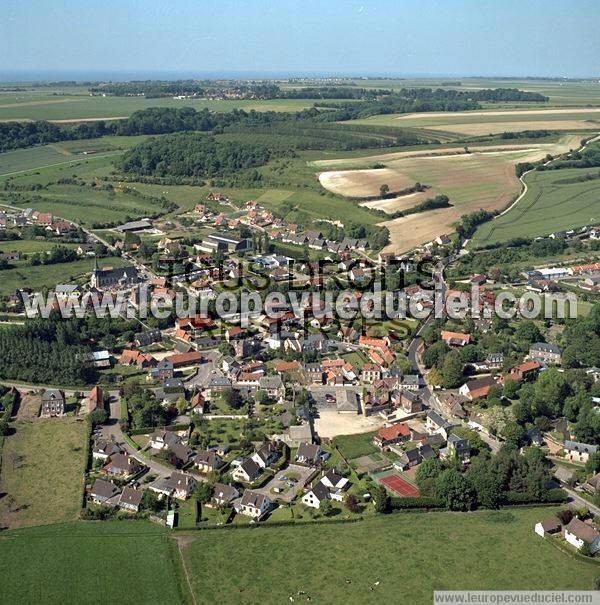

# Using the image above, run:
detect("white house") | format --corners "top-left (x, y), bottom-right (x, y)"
top-left (564, 440), bottom-right (597, 463)
top-left (232, 458), bottom-right (262, 483)
top-left (238, 490), bottom-right (272, 519)
top-left (534, 518), bottom-right (561, 538)
top-left (564, 518), bottom-right (600, 554)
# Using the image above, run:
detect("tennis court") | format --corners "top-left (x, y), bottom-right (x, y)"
top-left (380, 473), bottom-right (420, 498)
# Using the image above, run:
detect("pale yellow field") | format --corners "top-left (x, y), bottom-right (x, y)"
top-left (427, 120), bottom-right (599, 136)
top-left (319, 167), bottom-right (415, 198)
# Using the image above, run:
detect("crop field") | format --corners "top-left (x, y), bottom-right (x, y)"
top-left (314, 136), bottom-right (587, 252)
top-left (0, 238), bottom-right (80, 254)
top-left (0, 93), bottom-right (337, 121)
top-left (472, 167), bottom-right (600, 246)
top-left (180, 508), bottom-right (599, 604)
top-left (0, 521), bottom-right (190, 604)
top-left (0, 254), bottom-right (128, 296)
top-left (0, 418), bottom-right (88, 529)
top-left (350, 108), bottom-right (600, 137)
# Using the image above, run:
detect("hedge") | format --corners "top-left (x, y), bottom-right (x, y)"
top-left (128, 423), bottom-right (189, 436)
top-left (389, 496), bottom-right (445, 510)
top-left (503, 489), bottom-right (568, 505)
top-left (173, 515), bottom-right (362, 532)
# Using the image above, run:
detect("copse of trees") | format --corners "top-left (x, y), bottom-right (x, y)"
top-left (119, 133), bottom-right (294, 178)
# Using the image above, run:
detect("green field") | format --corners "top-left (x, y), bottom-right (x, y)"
top-left (0, 418), bottom-right (88, 528)
top-left (0, 94), bottom-right (333, 121)
top-left (180, 508), bottom-right (599, 604)
top-left (473, 168), bottom-right (600, 246)
top-left (0, 521), bottom-right (190, 604)
top-left (331, 431), bottom-right (378, 459)
top-left (0, 254), bottom-right (128, 296)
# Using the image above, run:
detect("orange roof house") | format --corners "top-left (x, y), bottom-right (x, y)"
top-left (373, 423), bottom-right (411, 448)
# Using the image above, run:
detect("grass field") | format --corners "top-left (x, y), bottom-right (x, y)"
top-left (473, 167), bottom-right (600, 246)
top-left (0, 254), bottom-right (128, 296)
top-left (351, 108), bottom-right (600, 136)
top-left (0, 418), bottom-right (88, 528)
top-left (0, 94), bottom-right (336, 121)
top-left (331, 431), bottom-right (378, 459)
top-left (180, 507), bottom-right (599, 604)
top-left (0, 521), bottom-right (190, 604)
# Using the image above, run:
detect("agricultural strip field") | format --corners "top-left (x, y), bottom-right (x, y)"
top-left (179, 508), bottom-right (599, 605)
top-left (0, 94), bottom-right (339, 121)
top-left (0, 521), bottom-right (190, 604)
top-left (0, 418), bottom-right (88, 529)
top-left (350, 108), bottom-right (600, 136)
top-left (472, 167), bottom-right (600, 246)
top-left (314, 136), bottom-right (586, 253)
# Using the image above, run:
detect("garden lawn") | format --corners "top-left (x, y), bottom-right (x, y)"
top-left (331, 431), bottom-right (378, 459)
top-left (180, 508), bottom-right (600, 605)
top-left (0, 521), bottom-right (190, 604)
top-left (0, 418), bottom-right (88, 528)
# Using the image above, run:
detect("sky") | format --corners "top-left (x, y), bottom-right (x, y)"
top-left (1, 0), bottom-right (599, 79)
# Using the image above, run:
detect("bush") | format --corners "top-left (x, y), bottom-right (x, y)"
top-left (389, 496), bottom-right (445, 510)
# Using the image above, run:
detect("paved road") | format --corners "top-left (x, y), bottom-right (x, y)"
top-left (564, 486), bottom-right (600, 516)
top-left (100, 394), bottom-right (173, 478)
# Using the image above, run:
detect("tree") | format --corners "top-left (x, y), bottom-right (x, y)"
top-left (175, 396), bottom-right (187, 415)
top-left (371, 484), bottom-right (389, 513)
top-left (255, 389), bottom-right (268, 405)
top-left (514, 321), bottom-right (542, 344)
top-left (427, 367), bottom-right (443, 387)
top-left (320, 499), bottom-right (334, 516)
top-left (88, 408), bottom-right (108, 426)
top-left (379, 183), bottom-right (390, 198)
top-left (556, 509), bottom-right (573, 525)
top-left (434, 469), bottom-right (476, 511)
top-left (345, 493), bottom-right (360, 513)
top-left (415, 458), bottom-right (444, 486)
top-left (441, 350), bottom-right (464, 389)
top-left (585, 452), bottom-right (600, 475)
top-left (503, 379), bottom-right (520, 400)
top-left (466, 458), bottom-right (502, 509)
top-left (194, 481), bottom-right (213, 504)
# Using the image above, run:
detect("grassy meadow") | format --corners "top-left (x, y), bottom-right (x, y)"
top-left (473, 168), bottom-right (600, 246)
top-left (0, 93), bottom-right (337, 121)
top-left (0, 418), bottom-right (88, 529)
top-left (180, 507), bottom-right (600, 605)
top-left (0, 254), bottom-right (128, 297)
top-left (0, 521), bottom-right (191, 604)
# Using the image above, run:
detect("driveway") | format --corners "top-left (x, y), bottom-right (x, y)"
top-left (255, 464), bottom-right (317, 503)
top-left (100, 394), bottom-right (173, 479)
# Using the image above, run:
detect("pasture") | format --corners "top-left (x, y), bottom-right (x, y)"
top-left (0, 93), bottom-right (334, 121)
top-left (0, 255), bottom-right (128, 296)
top-left (0, 418), bottom-right (88, 529)
top-left (180, 507), bottom-right (599, 605)
top-left (472, 168), bottom-right (600, 246)
top-left (0, 521), bottom-right (190, 604)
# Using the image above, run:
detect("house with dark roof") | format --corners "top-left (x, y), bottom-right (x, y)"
top-left (534, 518), bottom-right (561, 537)
top-left (529, 342), bottom-right (562, 365)
top-left (251, 442), bottom-right (280, 469)
top-left (41, 389), bottom-right (65, 417)
top-left (90, 479), bottom-right (121, 505)
top-left (564, 440), bottom-right (598, 463)
top-left (119, 487), bottom-right (143, 512)
top-left (165, 471), bottom-right (197, 500)
top-left (238, 490), bottom-right (272, 519)
top-left (232, 458), bottom-right (262, 483)
top-left (295, 442), bottom-right (329, 466)
top-left (564, 518), bottom-right (600, 553)
top-left (212, 483), bottom-right (239, 507)
top-left (92, 439), bottom-right (122, 461)
top-left (194, 450), bottom-right (225, 474)
top-left (105, 453), bottom-right (143, 478)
